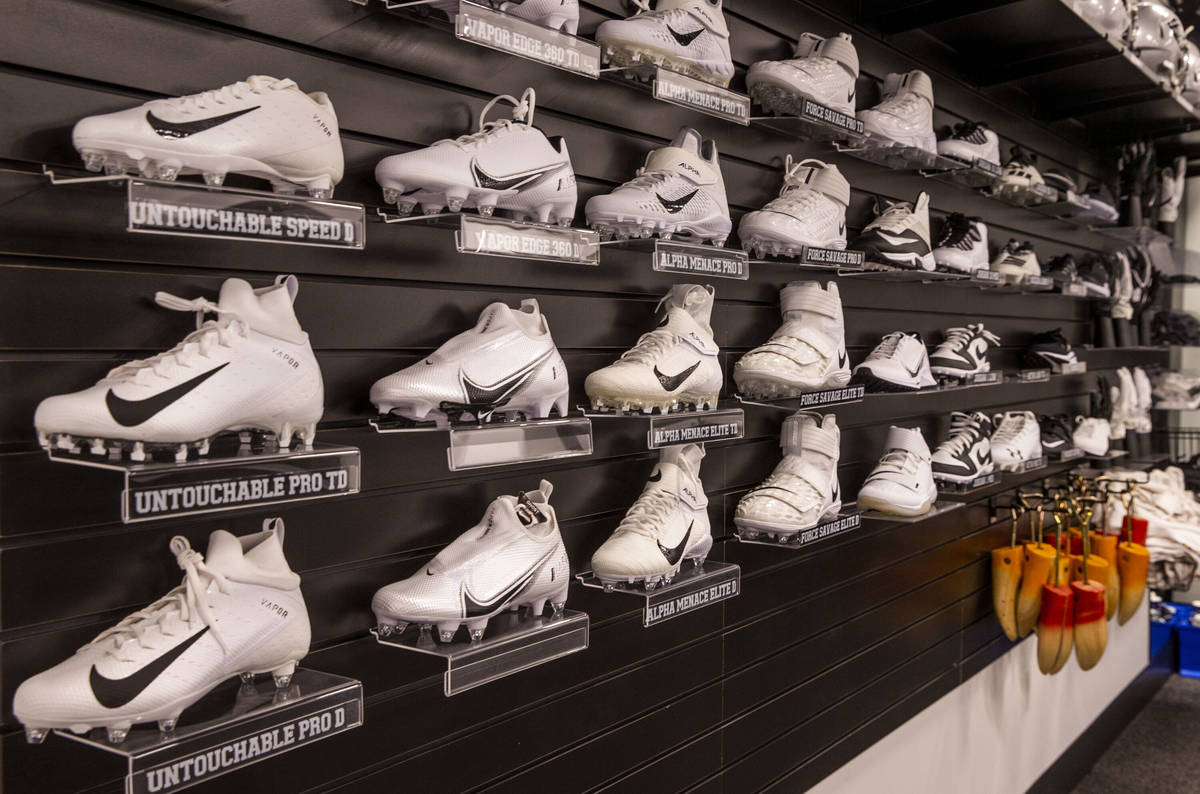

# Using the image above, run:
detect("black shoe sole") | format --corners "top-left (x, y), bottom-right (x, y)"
top-left (849, 369), bottom-right (922, 393)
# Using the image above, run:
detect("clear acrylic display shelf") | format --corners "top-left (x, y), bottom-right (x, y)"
top-left (582, 405), bottom-right (745, 449)
top-left (834, 137), bottom-right (967, 173)
top-left (735, 384), bottom-right (865, 412)
top-left (861, 500), bottom-right (964, 523)
top-left (43, 436), bottom-right (360, 524)
top-left (937, 471), bottom-right (999, 495)
top-left (600, 64), bottom-right (751, 126)
top-left (735, 507), bottom-right (864, 551)
top-left (54, 669), bottom-right (363, 794)
top-left (575, 560), bottom-right (741, 626)
top-left (749, 96), bottom-right (865, 144)
top-left (369, 413), bottom-right (593, 471)
top-left (376, 208), bottom-right (601, 265)
top-left (372, 609), bottom-right (589, 695)
top-left (920, 157), bottom-right (1002, 190)
top-left (597, 238), bottom-right (749, 281)
top-left (844, 265), bottom-right (969, 284)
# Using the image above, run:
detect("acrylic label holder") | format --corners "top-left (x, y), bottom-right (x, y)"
top-left (1019, 456), bottom-right (1049, 473)
top-left (736, 507), bottom-right (864, 550)
top-left (1017, 368), bottom-right (1052, 383)
top-left (455, 214), bottom-right (600, 264)
top-left (1053, 447), bottom-right (1086, 461)
top-left (652, 240), bottom-right (748, 280)
top-left (736, 384), bottom-right (865, 412)
top-left (45, 441), bottom-right (360, 524)
top-left (651, 68), bottom-right (751, 125)
top-left (937, 471), bottom-right (998, 494)
top-left (645, 409), bottom-right (744, 448)
top-left (455, 0), bottom-right (600, 77)
top-left (369, 414), bottom-right (593, 471)
top-left (55, 669), bottom-right (362, 794)
top-left (751, 97), bottom-right (865, 142)
top-left (861, 500), bottom-right (964, 523)
top-left (576, 561), bottom-right (741, 626)
top-left (372, 610), bottom-right (589, 695)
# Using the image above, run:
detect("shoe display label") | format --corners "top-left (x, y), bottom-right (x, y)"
top-left (456, 215), bottom-right (600, 264)
top-left (1025, 275), bottom-right (1055, 291)
top-left (576, 562), bottom-right (741, 626)
top-left (793, 384), bottom-right (866, 408)
top-left (938, 471), bottom-right (998, 493)
top-left (973, 158), bottom-right (1003, 178)
top-left (1059, 361), bottom-right (1088, 374)
top-left (1018, 368), bottom-right (1051, 383)
top-left (735, 510), bottom-right (863, 551)
top-left (1020, 456), bottom-right (1048, 473)
top-left (653, 240), bottom-right (748, 280)
top-left (647, 409), bottom-right (744, 448)
top-left (652, 69), bottom-right (751, 125)
top-left (799, 246), bottom-right (865, 269)
top-left (126, 180), bottom-right (365, 249)
top-left (1063, 282), bottom-right (1089, 297)
top-left (799, 98), bottom-right (864, 135)
top-left (1055, 448), bottom-right (1085, 461)
top-left (56, 669), bottom-right (362, 794)
top-left (969, 371), bottom-right (1002, 385)
top-left (455, 1), bottom-right (600, 78)
top-left (972, 269), bottom-right (1003, 284)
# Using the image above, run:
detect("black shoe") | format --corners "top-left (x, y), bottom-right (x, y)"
top-left (1043, 254), bottom-right (1078, 285)
top-left (1024, 328), bottom-right (1078, 372)
top-left (1038, 413), bottom-right (1074, 452)
top-left (1077, 254), bottom-right (1112, 298)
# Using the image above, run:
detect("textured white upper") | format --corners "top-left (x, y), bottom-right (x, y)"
top-left (35, 277), bottom-right (323, 443)
top-left (737, 413), bottom-right (841, 528)
top-left (596, 0), bottom-right (734, 80)
top-left (853, 331), bottom-right (934, 387)
top-left (1073, 416), bottom-right (1111, 456)
top-left (857, 426), bottom-right (936, 508)
top-left (991, 242), bottom-right (1040, 277)
top-left (738, 157), bottom-right (849, 249)
top-left (735, 281), bottom-right (849, 386)
top-left (858, 70), bottom-right (935, 152)
top-left (14, 524), bottom-right (309, 729)
top-left (936, 124), bottom-right (1000, 166)
top-left (746, 32), bottom-right (859, 115)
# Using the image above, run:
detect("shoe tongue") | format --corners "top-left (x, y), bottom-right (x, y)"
top-left (203, 529), bottom-right (247, 576)
top-left (884, 426), bottom-right (929, 459)
top-left (473, 302), bottom-right (517, 334)
top-left (643, 135), bottom-right (716, 184)
top-left (217, 278), bottom-right (294, 338)
top-left (658, 284), bottom-right (713, 328)
top-left (246, 75), bottom-right (293, 91)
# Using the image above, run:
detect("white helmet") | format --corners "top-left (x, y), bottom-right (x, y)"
top-left (1181, 39), bottom-right (1200, 102)
top-left (1077, 0), bottom-right (1131, 37)
top-left (1128, 0), bottom-right (1185, 76)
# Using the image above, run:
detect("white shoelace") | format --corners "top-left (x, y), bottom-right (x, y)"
top-left (106, 293), bottom-right (249, 382)
top-left (870, 331), bottom-right (906, 359)
top-left (939, 326), bottom-right (1000, 353)
top-left (625, 168), bottom-right (673, 190)
top-left (876, 448), bottom-right (920, 476)
top-left (620, 329), bottom-right (677, 365)
top-left (88, 536), bottom-right (230, 662)
top-left (614, 488), bottom-right (680, 539)
top-left (939, 415), bottom-right (982, 456)
top-left (166, 77), bottom-right (282, 113)
top-left (992, 415), bottom-right (1029, 444)
top-left (447, 88), bottom-right (536, 148)
top-left (867, 202), bottom-right (916, 234)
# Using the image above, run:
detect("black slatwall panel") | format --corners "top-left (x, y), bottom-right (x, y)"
top-left (0, 0), bottom-right (1166, 791)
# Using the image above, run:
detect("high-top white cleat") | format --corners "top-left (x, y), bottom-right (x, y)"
top-left (591, 444), bottom-right (712, 587)
top-left (928, 324), bottom-right (1001, 379)
top-left (596, 0), bottom-right (735, 87)
top-left (931, 411), bottom-right (994, 484)
top-left (372, 481), bottom-right (570, 643)
top-left (586, 284), bottom-right (722, 413)
top-left (586, 127), bottom-right (731, 245)
top-left (857, 70), bottom-right (936, 154)
top-left (375, 88), bottom-right (577, 223)
top-left (857, 426), bottom-right (937, 516)
top-left (735, 413), bottom-right (842, 538)
top-left (35, 276), bottom-right (323, 463)
top-left (850, 331), bottom-right (936, 392)
top-left (747, 32), bottom-right (859, 116)
top-left (738, 156), bottom-right (850, 257)
top-left (14, 520), bottom-right (310, 745)
top-left (495, 0), bottom-right (580, 33)
top-left (370, 299), bottom-right (569, 426)
top-left (72, 76), bottom-right (344, 197)
top-left (849, 192), bottom-right (934, 270)
top-left (990, 411), bottom-right (1043, 471)
top-left (734, 281), bottom-right (850, 398)
top-left (932, 213), bottom-right (989, 274)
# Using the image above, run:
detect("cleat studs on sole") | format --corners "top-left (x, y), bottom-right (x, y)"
top-left (551, 601), bottom-right (566, 616)
top-left (477, 204), bottom-right (495, 217)
top-left (421, 202), bottom-right (442, 215)
top-left (272, 661), bottom-right (297, 689)
top-left (382, 187), bottom-right (401, 205)
top-left (308, 186), bottom-right (333, 199)
top-left (83, 152), bottom-right (105, 172)
top-left (438, 629), bottom-right (456, 642)
top-left (90, 438), bottom-right (106, 456)
top-left (157, 163), bottom-right (180, 182)
top-left (158, 718), bottom-right (178, 734)
top-left (24, 727), bottom-right (47, 744)
top-left (397, 200), bottom-right (417, 216)
top-left (240, 672), bottom-right (255, 684)
top-left (469, 628), bottom-right (485, 642)
top-left (130, 441), bottom-right (146, 462)
top-left (103, 160), bottom-right (126, 176)
top-left (106, 724), bottom-right (130, 744)
top-left (175, 444), bottom-right (188, 463)
top-left (447, 196), bottom-right (465, 212)
top-left (203, 171), bottom-right (226, 187)
top-left (198, 437), bottom-right (211, 456)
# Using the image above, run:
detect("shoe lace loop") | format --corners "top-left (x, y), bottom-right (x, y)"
top-left (88, 536), bottom-right (230, 661)
top-left (168, 77), bottom-right (281, 112)
top-left (106, 293), bottom-right (249, 381)
top-left (621, 329), bottom-right (676, 365)
top-left (992, 414), bottom-right (1028, 444)
top-left (868, 201), bottom-right (915, 233)
top-left (448, 88), bottom-right (536, 148)
top-left (872, 331), bottom-right (906, 359)
top-left (615, 488), bottom-right (680, 539)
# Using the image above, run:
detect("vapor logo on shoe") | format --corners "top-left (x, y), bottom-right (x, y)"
top-left (666, 25), bottom-right (704, 46)
top-left (656, 190), bottom-right (699, 214)
top-left (471, 160), bottom-right (558, 191)
top-left (89, 628), bottom-right (211, 709)
top-left (105, 363), bottom-right (230, 427)
top-left (146, 107), bottom-right (260, 139)
top-left (658, 521), bottom-right (693, 565)
top-left (654, 361), bottom-right (700, 391)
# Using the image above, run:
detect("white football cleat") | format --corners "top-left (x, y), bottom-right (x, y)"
top-left (936, 121), bottom-right (1000, 167)
top-left (857, 426), bottom-right (937, 516)
top-left (747, 32), bottom-right (859, 116)
top-left (990, 411), bottom-right (1043, 471)
top-left (586, 127), bottom-right (731, 245)
top-left (928, 324), bottom-right (1001, 379)
top-left (596, 0), bottom-right (735, 87)
top-left (997, 146), bottom-right (1045, 190)
top-left (372, 481), bottom-right (570, 643)
top-left (734, 280), bottom-right (850, 398)
top-left (375, 88), bottom-right (577, 224)
top-left (931, 411), bottom-right (994, 484)
top-left (370, 299), bottom-right (569, 426)
top-left (494, 0), bottom-right (580, 33)
top-left (932, 213), bottom-right (989, 274)
top-left (591, 444), bottom-right (712, 587)
top-left (850, 331), bottom-right (936, 392)
top-left (849, 192), bottom-right (935, 270)
top-left (72, 76), bottom-right (343, 197)
top-left (857, 70), bottom-right (936, 154)
top-left (735, 413), bottom-right (842, 538)
top-left (586, 284), bottom-right (722, 413)
top-left (738, 156), bottom-right (850, 257)
top-left (991, 239), bottom-right (1041, 281)
top-left (35, 276), bottom-right (323, 462)
top-left (14, 521), bottom-right (310, 744)
top-left (1073, 416), bottom-right (1111, 456)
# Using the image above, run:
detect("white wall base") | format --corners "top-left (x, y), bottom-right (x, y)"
top-left (809, 601), bottom-right (1149, 794)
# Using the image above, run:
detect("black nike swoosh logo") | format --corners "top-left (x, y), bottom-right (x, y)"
top-left (471, 160), bottom-right (556, 191)
top-left (460, 351), bottom-right (552, 407)
top-left (648, 470), bottom-right (663, 482)
top-left (838, 350), bottom-right (847, 369)
top-left (654, 362), bottom-right (700, 392)
top-left (658, 521), bottom-right (693, 565)
top-left (656, 190), bottom-right (698, 214)
top-left (146, 107), bottom-right (260, 139)
top-left (105, 363), bottom-right (230, 427)
top-left (90, 627), bottom-right (210, 709)
top-left (666, 25), bottom-right (703, 46)
top-left (462, 554), bottom-right (550, 617)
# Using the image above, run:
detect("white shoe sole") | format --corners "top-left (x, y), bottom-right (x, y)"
top-left (592, 535), bottom-right (714, 587)
top-left (599, 39), bottom-right (734, 87)
top-left (373, 388), bottom-right (570, 426)
top-left (587, 209), bottom-right (732, 247)
top-left (857, 488), bottom-right (936, 516)
top-left (734, 367), bottom-right (851, 399)
top-left (734, 501), bottom-right (842, 537)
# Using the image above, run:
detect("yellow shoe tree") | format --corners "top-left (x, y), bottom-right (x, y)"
top-left (992, 506), bottom-right (1023, 642)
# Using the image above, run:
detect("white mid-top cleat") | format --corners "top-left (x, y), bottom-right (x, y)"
top-left (850, 331), bottom-right (936, 392)
top-left (936, 121), bottom-right (1001, 167)
top-left (1073, 416), bottom-right (1111, 456)
top-left (14, 521), bottom-right (310, 744)
top-left (586, 284), bottom-right (722, 413)
top-left (747, 32), bottom-right (859, 116)
top-left (35, 276), bottom-right (323, 463)
top-left (591, 444), bottom-right (712, 587)
top-left (932, 213), bottom-right (989, 273)
top-left (990, 410), bottom-right (1043, 471)
top-left (370, 299), bottom-right (569, 426)
top-left (991, 239), bottom-right (1041, 281)
top-left (857, 70), bottom-right (936, 154)
top-left (596, 0), bottom-right (735, 87)
top-left (738, 156), bottom-right (850, 257)
top-left (928, 324), bottom-right (1001, 379)
top-left (72, 76), bottom-right (344, 197)
top-left (857, 426), bottom-right (937, 516)
top-left (734, 280), bottom-right (850, 398)
top-left (586, 127), bottom-right (731, 245)
top-left (494, 0), bottom-right (580, 33)
top-left (849, 192), bottom-right (935, 270)
top-left (735, 412), bottom-right (842, 538)
top-left (931, 411), bottom-right (994, 484)
top-left (372, 481), bottom-right (570, 643)
top-left (375, 88), bottom-right (577, 223)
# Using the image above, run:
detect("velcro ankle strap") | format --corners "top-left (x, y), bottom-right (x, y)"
top-left (780, 286), bottom-right (841, 319)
